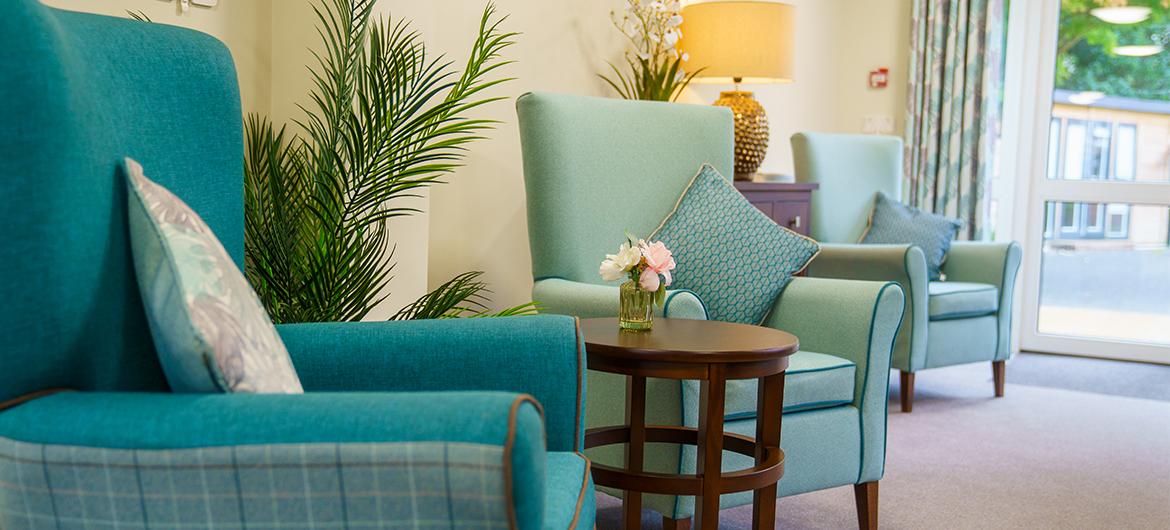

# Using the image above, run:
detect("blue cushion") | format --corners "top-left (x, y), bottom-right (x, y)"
top-left (928, 281), bottom-right (998, 321)
top-left (125, 159), bottom-right (302, 394)
top-left (544, 452), bottom-right (594, 530)
top-left (652, 164), bottom-right (820, 324)
top-left (861, 191), bottom-right (962, 280)
top-left (721, 351), bottom-right (856, 422)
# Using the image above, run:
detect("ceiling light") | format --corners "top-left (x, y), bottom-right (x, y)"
top-left (1068, 91), bottom-right (1106, 105)
top-left (1114, 44), bottom-right (1165, 57)
top-left (1090, 6), bottom-right (1152, 24)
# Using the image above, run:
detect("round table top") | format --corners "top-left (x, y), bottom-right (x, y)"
top-left (579, 317), bottom-right (799, 364)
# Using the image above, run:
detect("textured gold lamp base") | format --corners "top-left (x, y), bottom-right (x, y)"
top-left (713, 90), bottom-right (769, 181)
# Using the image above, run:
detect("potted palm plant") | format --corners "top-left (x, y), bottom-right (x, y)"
top-left (242, 0), bottom-right (533, 323)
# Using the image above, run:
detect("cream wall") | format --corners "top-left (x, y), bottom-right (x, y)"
top-left (41, 0), bottom-right (272, 116)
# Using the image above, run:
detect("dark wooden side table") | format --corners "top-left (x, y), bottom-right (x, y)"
top-left (580, 318), bottom-right (800, 530)
top-left (734, 181), bottom-right (819, 237)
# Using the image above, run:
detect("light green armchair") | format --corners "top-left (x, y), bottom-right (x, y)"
top-left (791, 132), bottom-right (1023, 412)
top-left (517, 92), bottom-right (906, 529)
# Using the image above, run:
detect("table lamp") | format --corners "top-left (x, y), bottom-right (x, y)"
top-left (679, 1), bottom-right (795, 180)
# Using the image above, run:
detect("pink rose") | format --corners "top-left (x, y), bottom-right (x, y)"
top-left (640, 240), bottom-right (676, 286)
top-left (638, 267), bottom-right (661, 292)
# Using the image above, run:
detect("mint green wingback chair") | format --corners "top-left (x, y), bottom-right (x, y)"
top-left (518, 92), bottom-right (906, 528)
top-left (0, 3), bottom-right (592, 529)
top-left (791, 132), bottom-right (1023, 412)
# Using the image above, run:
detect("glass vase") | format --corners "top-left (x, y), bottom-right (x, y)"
top-left (619, 280), bottom-right (654, 331)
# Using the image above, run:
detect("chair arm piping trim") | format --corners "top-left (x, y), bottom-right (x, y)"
top-left (663, 289), bottom-right (709, 319)
top-left (928, 310), bottom-right (998, 322)
top-left (0, 388), bottom-right (73, 413)
top-left (722, 399), bottom-right (853, 421)
top-left (857, 281), bottom-right (905, 485)
top-left (567, 452), bottom-right (592, 529)
top-left (996, 242), bottom-right (1023, 361)
top-left (504, 394), bottom-right (544, 530)
top-left (929, 287), bottom-right (997, 298)
top-left (574, 317), bottom-right (585, 452)
top-left (902, 245), bottom-right (925, 370)
top-left (786, 363), bottom-right (855, 375)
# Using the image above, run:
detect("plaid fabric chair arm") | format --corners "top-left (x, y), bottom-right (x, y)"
top-left (0, 390), bottom-right (548, 529)
top-left (278, 314), bottom-right (587, 453)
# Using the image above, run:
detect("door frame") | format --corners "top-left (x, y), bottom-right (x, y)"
top-left (1000, 0), bottom-right (1170, 364)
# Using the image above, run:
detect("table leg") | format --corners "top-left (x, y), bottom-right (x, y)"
top-left (623, 374), bottom-right (647, 530)
top-left (752, 372), bottom-right (785, 530)
top-left (694, 364), bottom-right (727, 529)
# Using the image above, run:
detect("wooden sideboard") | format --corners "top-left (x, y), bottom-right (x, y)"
top-left (734, 181), bottom-right (820, 237)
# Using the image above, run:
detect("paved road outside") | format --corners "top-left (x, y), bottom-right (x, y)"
top-left (1038, 246), bottom-right (1170, 345)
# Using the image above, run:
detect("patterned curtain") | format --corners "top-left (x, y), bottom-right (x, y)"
top-left (904, 0), bottom-right (1005, 240)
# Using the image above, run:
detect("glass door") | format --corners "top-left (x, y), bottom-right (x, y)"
top-left (1004, 0), bottom-right (1170, 364)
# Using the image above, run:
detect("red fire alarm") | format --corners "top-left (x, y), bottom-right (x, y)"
top-left (869, 68), bottom-right (889, 89)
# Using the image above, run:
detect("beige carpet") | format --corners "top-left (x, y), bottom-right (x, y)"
top-left (596, 360), bottom-right (1170, 529)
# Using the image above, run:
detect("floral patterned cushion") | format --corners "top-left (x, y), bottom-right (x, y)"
top-left (651, 164), bottom-right (820, 324)
top-left (124, 158), bottom-right (303, 394)
top-left (860, 191), bottom-right (963, 281)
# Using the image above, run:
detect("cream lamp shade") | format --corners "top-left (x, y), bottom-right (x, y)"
top-left (679, 1), bottom-right (795, 84)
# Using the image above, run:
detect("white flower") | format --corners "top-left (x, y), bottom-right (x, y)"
top-left (599, 242), bottom-right (642, 282)
top-left (681, 52), bottom-right (690, 62)
top-left (614, 242), bottom-right (643, 270)
top-left (668, 14), bottom-right (683, 27)
top-left (663, 30), bottom-right (678, 47)
top-left (599, 259), bottom-right (626, 282)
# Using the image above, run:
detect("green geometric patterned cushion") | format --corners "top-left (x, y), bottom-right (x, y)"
top-left (124, 158), bottom-right (302, 394)
top-left (652, 164), bottom-right (820, 324)
top-left (861, 191), bottom-right (963, 281)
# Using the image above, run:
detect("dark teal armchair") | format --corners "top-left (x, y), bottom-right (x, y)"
top-left (792, 132), bottom-right (1023, 412)
top-left (0, 3), bottom-right (592, 528)
top-left (517, 92), bottom-right (905, 529)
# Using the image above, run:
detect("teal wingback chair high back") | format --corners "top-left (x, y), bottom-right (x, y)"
top-left (518, 92), bottom-right (906, 529)
top-left (793, 132), bottom-right (1023, 412)
top-left (0, 3), bottom-right (593, 529)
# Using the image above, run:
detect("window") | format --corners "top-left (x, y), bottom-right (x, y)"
top-left (1063, 120), bottom-right (1086, 180)
top-left (1085, 121), bottom-right (1112, 180)
top-left (1106, 204), bottom-right (1131, 239)
top-left (1058, 201), bottom-right (1080, 235)
top-left (1043, 202), bottom-right (1056, 239)
top-left (1083, 203), bottom-right (1104, 235)
top-left (1116, 124), bottom-right (1137, 181)
top-left (1047, 118), bottom-right (1062, 179)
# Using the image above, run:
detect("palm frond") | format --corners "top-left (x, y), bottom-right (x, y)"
top-left (244, 1), bottom-right (530, 323)
top-left (391, 271), bottom-right (537, 320)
